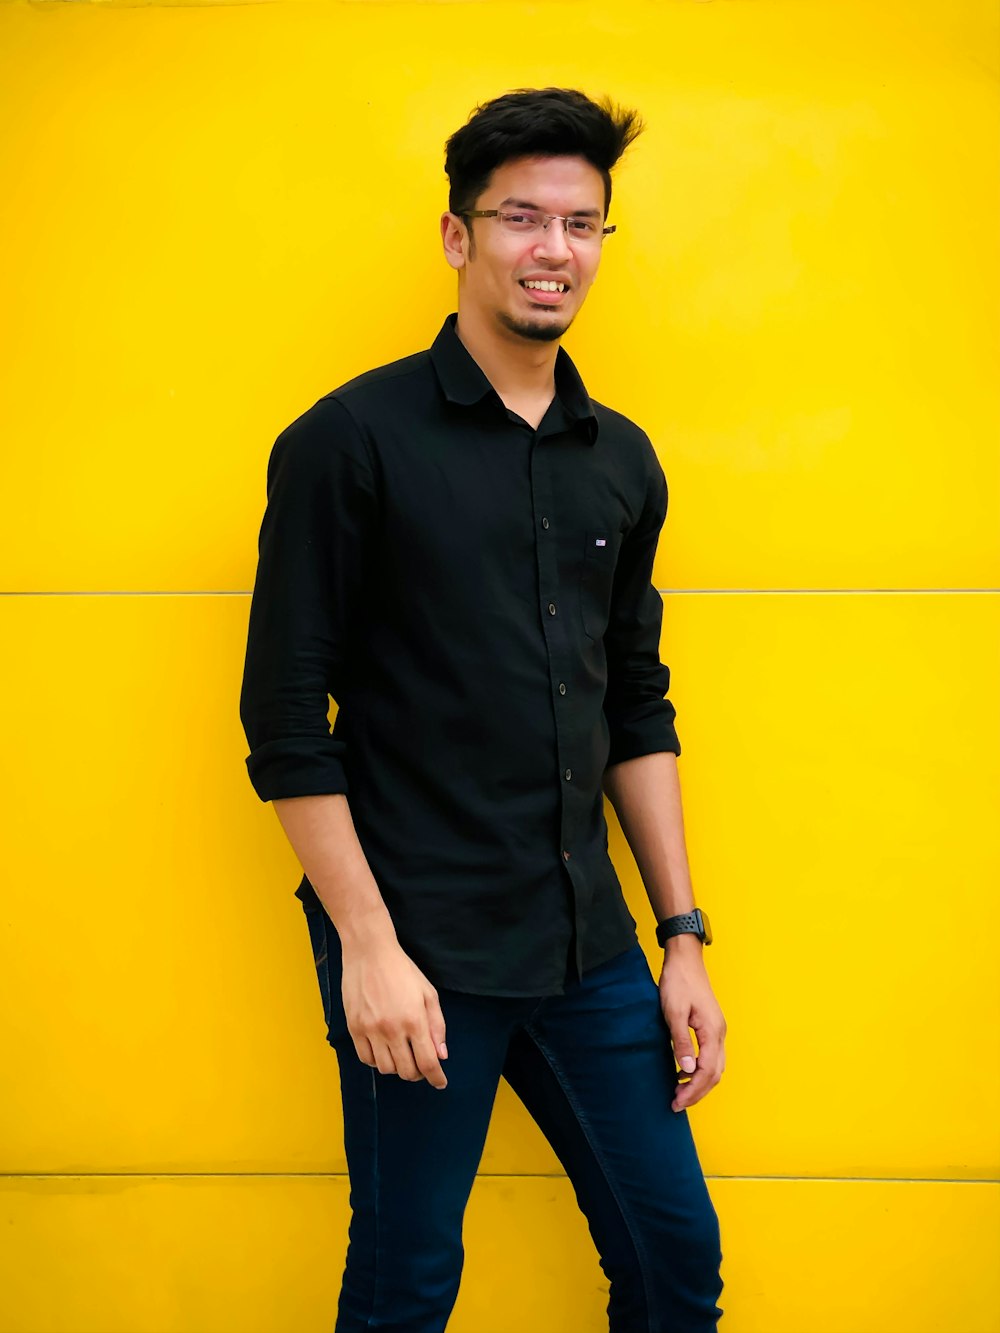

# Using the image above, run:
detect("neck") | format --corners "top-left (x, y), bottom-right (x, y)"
top-left (453, 304), bottom-right (560, 404)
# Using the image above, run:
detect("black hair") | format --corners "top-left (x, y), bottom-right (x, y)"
top-left (444, 87), bottom-right (644, 221)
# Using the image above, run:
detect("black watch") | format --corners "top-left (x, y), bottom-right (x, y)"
top-left (656, 908), bottom-right (712, 948)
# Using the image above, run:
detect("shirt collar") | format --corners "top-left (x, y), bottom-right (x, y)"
top-left (429, 312), bottom-right (599, 445)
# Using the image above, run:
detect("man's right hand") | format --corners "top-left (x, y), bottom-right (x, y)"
top-left (341, 939), bottom-right (450, 1089)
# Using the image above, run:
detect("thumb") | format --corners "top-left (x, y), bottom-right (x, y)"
top-left (672, 1027), bottom-right (697, 1074)
top-left (427, 994), bottom-right (448, 1060)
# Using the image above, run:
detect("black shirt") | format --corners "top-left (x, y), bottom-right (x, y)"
top-left (239, 313), bottom-right (681, 997)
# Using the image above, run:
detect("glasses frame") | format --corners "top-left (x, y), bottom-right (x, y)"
top-left (461, 209), bottom-right (617, 240)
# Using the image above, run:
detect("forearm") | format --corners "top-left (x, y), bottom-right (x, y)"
top-left (602, 751), bottom-right (702, 957)
top-left (272, 794), bottom-right (397, 952)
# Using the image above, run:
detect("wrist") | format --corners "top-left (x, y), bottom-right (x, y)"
top-left (335, 902), bottom-right (398, 953)
top-left (663, 932), bottom-right (703, 955)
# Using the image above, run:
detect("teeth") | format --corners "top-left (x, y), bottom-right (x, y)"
top-left (523, 280), bottom-right (567, 293)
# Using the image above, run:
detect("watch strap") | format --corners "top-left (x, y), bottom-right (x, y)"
top-left (656, 909), bottom-right (710, 948)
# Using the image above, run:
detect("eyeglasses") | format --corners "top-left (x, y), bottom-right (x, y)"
top-left (461, 209), bottom-right (616, 243)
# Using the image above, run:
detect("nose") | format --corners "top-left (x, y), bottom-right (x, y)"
top-left (533, 218), bottom-right (573, 263)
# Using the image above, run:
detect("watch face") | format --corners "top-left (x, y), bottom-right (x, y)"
top-left (697, 909), bottom-right (713, 945)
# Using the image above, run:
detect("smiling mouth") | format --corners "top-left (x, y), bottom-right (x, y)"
top-left (519, 279), bottom-right (570, 294)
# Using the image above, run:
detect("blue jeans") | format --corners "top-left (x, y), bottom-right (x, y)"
top-left (302, 900), bottom-right (725, 1332)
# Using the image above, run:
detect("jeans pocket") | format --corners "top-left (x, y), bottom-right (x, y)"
top-left (302, 902), bottom-right (340, 1043)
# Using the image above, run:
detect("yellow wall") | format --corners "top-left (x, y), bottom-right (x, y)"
top-left (1, 1), bottom-right (998, 1330)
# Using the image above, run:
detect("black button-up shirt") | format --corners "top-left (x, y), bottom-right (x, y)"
top-left (240, 313), bottom-right (681, 996)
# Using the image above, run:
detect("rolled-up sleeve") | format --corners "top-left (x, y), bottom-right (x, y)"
top-left (239, 396), bottom-right (378, 802)
top-left (603, 439), bottom-right (682, 766)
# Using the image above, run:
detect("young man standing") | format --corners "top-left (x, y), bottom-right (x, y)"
top-left (240, 87), bottom-right (726, 1333)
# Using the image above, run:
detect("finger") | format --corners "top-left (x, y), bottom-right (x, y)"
top-left (669, 1023), bottom-right (698, 1075)
top-left (672, 1054), bottom-right (724, 1111)
top-left (687, 1029), bottom-right (721, 1080)
top-left (410, 1027), bottom-right (448, 1090)
top-left (388, 1037), bottom-right (424, 1082)
top-left (370, 1037), bottom-right (398, 1077)
top-left (426, 994), bottom-right (449, 1063)
top-left (353, 1035), bottom-right (377, 1068)
top-left (673, 1068), bottom-right (711, 1110)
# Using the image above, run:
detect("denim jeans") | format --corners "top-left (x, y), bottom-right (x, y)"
top-left (302, 899), bottom-right (725, 1332)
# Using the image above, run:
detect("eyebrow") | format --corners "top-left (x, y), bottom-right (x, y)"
top-left (498, 197), bottom-right (602, 218)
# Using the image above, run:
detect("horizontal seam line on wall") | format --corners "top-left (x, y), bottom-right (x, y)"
top-left (7, 1), bottom-right (306, 8)
top-left (1, 0), bottom-right (575, 7)
top-left (0, 589), bottom-right (998, 598)
top-left (1, 1173), bottom-right (997, 1184)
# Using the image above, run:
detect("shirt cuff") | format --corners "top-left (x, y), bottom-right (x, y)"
top-left (244, 738), bottom-right (350, 803)
top-left (605, 699), bottom-right (682, 767)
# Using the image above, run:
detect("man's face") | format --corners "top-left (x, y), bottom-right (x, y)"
top-left (443, 155), bottom-right (608, 344)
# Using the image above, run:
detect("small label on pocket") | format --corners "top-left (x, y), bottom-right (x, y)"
top-left (594, 537), bottom-right (607, 547)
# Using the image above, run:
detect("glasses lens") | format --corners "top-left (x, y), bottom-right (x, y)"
top-left (497, 211), bottom-right (605, 241)
top-left (567, 219), bottom-right (600, 240)
top-left (499, 210), bottom-right (544, 233)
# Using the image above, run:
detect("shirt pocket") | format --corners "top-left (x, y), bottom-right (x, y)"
top-left (578, 529), bottom-right (620, 641)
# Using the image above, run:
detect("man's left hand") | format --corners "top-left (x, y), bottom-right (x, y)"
top-left (659, 942), bottom-right (727, 1112)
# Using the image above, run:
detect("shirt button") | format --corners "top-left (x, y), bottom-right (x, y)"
top-left (562, 849), bottom-right (571, 861)
top-left (564, 768), bottom-right (572, 781)
top-left (541, 517), bottom-right (550, 529)
top-left (547, 602), bottom-right (557, 616)
top-left (558, 682), bottom-right (567, 695)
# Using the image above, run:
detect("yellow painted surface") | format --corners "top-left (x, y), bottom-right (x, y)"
top-left (0, 0), bottom-right (997, 592)
top-left (1, 585), bottom-right (994, 1331)
top-left (1, 1175), bottom-right (999, 1333)
top-left (1, 594), bottom-right (997, 1185)
top-left (1, 0), bottom-right (998, 1330)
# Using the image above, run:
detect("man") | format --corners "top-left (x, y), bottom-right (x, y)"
top-left (240, 87), bottom-right (726, 1333)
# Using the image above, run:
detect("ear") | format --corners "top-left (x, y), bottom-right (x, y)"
top-left (440, 212), bottom-right (469, 272)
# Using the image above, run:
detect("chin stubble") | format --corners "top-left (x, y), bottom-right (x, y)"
top-left (497, 310), bottom-right (574, 343)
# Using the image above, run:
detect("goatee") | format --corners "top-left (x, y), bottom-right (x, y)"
top-left (497, 310), bottom-right (574, 343)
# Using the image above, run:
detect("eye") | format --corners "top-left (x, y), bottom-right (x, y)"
top-left (568, 219), bottom-right (597, 236)
top-left (502, 212), bottom-right (540, 229)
